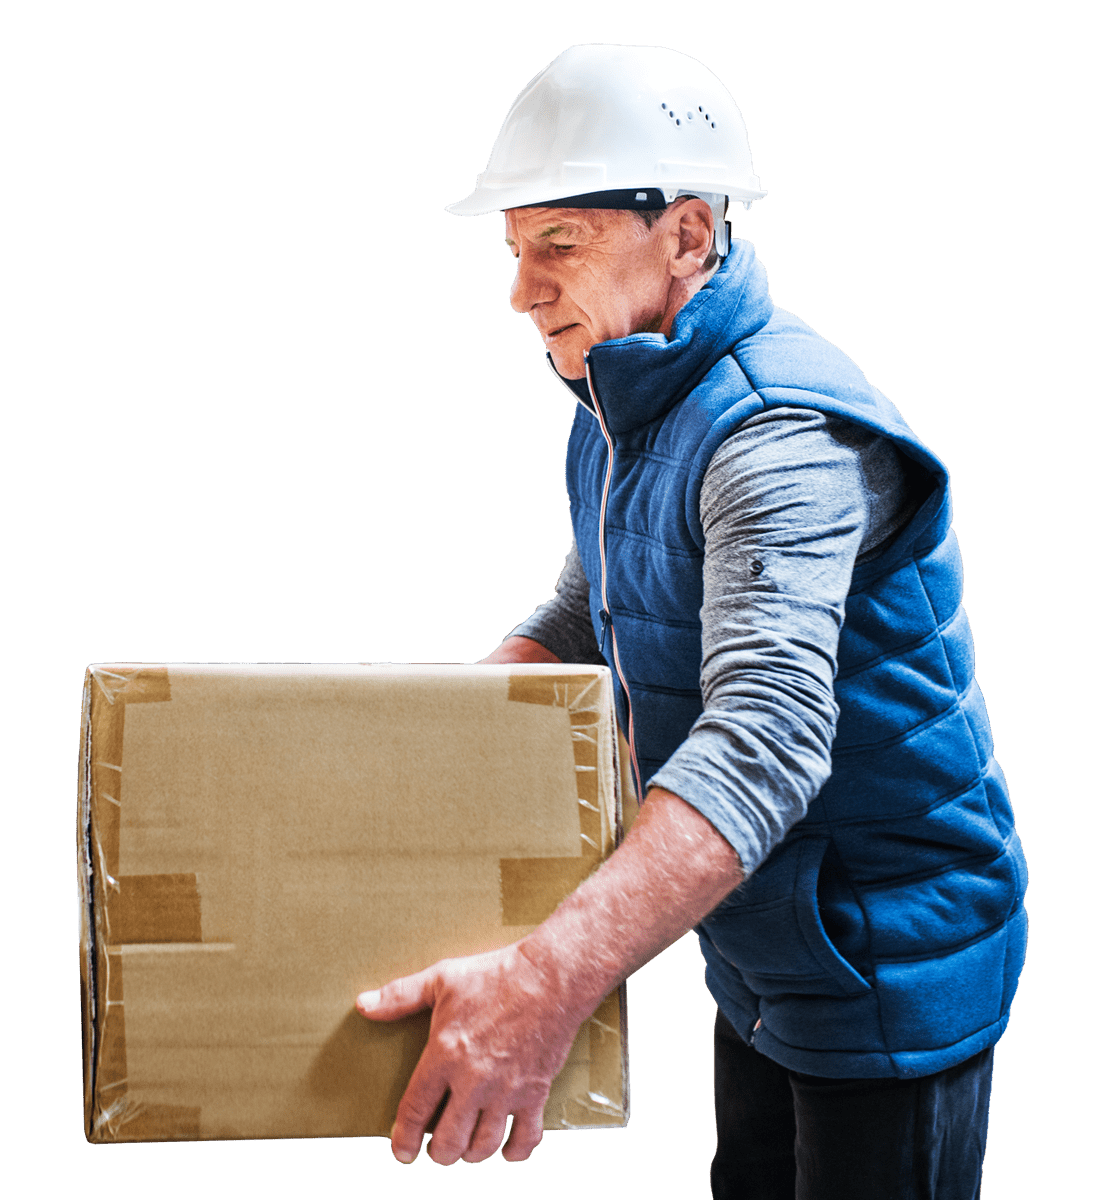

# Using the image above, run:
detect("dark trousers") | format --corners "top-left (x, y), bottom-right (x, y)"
top-left (712, 1009), bottom-right (994, 1200)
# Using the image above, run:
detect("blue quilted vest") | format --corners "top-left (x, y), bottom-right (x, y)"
top-left (563, 241), bottom-right (1027, 1078)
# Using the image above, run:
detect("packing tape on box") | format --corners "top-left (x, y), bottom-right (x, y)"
top-left (90, 665), bottom-right (172, 707)
top-left (116, 874), bottom-right (203, 943)
top-left (92, 955), bottom-right (201, 1144)
top-left (87, 667), bottom-right (173, 893)
top-left (83, 666), bottom-right (206, 1141)
top-left (502, 673), bottom-right (610, 924)
top-left (506, 672), bottom-right (606, 708)
top-left (97, 1103), bottom-right (203, 1142)
top-left (499, 856), bottom-right (600, 924)
top-left (507, 671), bottom-right (628, 1128)
top-left (88, 669), bottom-right (200, 946)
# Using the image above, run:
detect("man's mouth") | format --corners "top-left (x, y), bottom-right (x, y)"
top-left (544, 323), bottom-right (578, 341)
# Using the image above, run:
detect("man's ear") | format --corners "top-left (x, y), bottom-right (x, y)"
top-left (668, 198), bottom-right (714, 278)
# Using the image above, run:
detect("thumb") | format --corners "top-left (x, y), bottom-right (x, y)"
top-left (356, 965), bottom-right (438, 1022)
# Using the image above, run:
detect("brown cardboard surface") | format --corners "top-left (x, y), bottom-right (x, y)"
top-left (78, 663), bottom-right (627, 1143)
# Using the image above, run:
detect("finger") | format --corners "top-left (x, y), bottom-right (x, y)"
top-left (502, 1106), bottom-right (545, 1162)
top-left (390, 1061), bottom-right (450, 1164)
top-left (425, 1090), bottom-right (483, 1166)
top-left (356, 964), bottom-right (439, 1022)
top-left (462, 1108), bottom-right (510, 1163)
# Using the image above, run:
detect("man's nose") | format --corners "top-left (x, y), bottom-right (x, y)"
top-left (510, 252), bottom-right (556, 313)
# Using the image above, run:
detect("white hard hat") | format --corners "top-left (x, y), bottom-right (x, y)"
top-left (448, 44), bottom-right (765, 256)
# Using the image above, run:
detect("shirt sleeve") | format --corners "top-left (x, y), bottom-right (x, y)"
top-left (507, 541), bottom-right (607, 665)
top-left (648, 406), bottom-right (915, 875)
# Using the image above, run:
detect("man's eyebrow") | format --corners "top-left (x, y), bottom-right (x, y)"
top-left (538, 223), bottom-right (579, 240)
top-left (505, 220), bottom-right (587, 249)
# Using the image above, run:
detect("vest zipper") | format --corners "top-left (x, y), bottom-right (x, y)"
top-left (585, 353), bottom-right (644, 804)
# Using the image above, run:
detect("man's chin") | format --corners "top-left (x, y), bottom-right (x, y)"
top-left (548, 347), bottom-right (587, 381)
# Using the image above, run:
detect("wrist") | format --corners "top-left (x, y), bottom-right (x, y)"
top-left (513, 789), bottom-right (744, 1025)
top-left (516, 895), bottom-right (625, 1026)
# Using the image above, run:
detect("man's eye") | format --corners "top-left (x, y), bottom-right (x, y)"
top-left (553, 244), bottom-right (574, 253)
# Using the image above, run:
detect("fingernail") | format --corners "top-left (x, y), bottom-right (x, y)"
top-left (391, 1125), bottom-right (414, 1164)
top-left (357, 989), bottom-right (381, 1010)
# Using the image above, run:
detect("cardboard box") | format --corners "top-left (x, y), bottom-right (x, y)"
top-left (78, 663), bottom-right (628, 1143)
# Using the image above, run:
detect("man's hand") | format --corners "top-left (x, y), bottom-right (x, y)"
top-left (357, 789), bottom-right (743, 1166)
top-left (356, 942), bottom-right (587, 1165)
top-left (477, 635), bottom-right (562, 665)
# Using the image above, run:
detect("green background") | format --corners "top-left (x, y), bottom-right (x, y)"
top-left (6, 0), bottom-right (1094, 1195)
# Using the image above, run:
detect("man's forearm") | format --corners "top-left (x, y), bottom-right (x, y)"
top-left (520, 786), bottom-right (744, 1025)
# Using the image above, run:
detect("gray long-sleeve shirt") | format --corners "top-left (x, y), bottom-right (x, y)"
top-left (510, 406), bottom-right (920, 875)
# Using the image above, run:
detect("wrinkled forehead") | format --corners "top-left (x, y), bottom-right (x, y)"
top-left (504, 206), bottom-right (630, 245)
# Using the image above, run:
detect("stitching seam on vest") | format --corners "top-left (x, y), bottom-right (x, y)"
top-left (830, 693), bottom-right (973, 756)
top-left (605, 609), bottom-right (701, 631)
top-left (854, 846), bottom-right (1016, 895)
top-left (811, 767), bottom-right (997, 828)
top-left (867, 914), bottom-right (1016, 966)
top-left (835, 604), bottom-right (964, 680)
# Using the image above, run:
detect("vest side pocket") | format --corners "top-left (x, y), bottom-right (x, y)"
top-left (792, 837), bottom-right (872, 996)
top-left (701, 836), bottom-right (871, 998)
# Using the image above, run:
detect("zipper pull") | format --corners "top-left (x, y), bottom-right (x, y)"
top-left (599, 608), bottom-right (610, 654)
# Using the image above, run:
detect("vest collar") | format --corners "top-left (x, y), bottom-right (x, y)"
top-left (549, 239), bottom-right (775, 434)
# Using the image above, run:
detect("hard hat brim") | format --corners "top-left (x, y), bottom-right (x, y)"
top-left (447, 180), bottom-right (766, 216)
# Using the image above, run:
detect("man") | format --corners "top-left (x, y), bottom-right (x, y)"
top-left (357, 45), bottom-right (1026, 1197)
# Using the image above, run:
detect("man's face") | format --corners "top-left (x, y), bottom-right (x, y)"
top-left (505, 206), bottom-right (676, 379)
